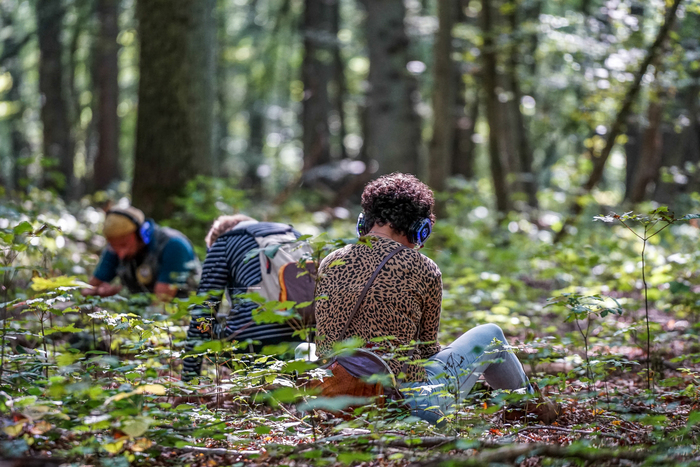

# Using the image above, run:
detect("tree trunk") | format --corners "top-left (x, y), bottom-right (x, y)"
top-left (359, 0), bottom-right (422, 176)
top-left (0, 9), bottom-right (30, 191)
top-left (629, 99), bottom-right (664, 203)
top-left (451, 73), bottom-right (478, 180)
top-left (481, 0), bottom-right (510, 213)
top-left (132, 0), bottom-right (216, 220)
top-left (332, 3), bottom-right (348, 161)
top-left (93, 0), bottom-right (121, 192)
top-left (302, 0), bottom-right (338, 170)
top-left (554, 0), bottom-right (683, 243)
top-left (653, 78), bottom-right (699, 202)
top-left (506, 3), bottom-right (537, 209)
top-left (36, 0), bottom-right (75, 197)
top-left (428, 0), bottom-right (456, 193)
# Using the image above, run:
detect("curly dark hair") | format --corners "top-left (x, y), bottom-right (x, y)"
top-left (360, 173), bottom-right (435, 237)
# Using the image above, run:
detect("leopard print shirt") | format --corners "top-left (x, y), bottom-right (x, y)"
top-left (315, 237), bottom-right (442, 382)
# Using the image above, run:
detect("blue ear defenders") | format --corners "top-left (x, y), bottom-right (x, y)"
top-left (139, 221), bottom-right (153, 245)
top-left (356, 212), bottom-right (432, 246)
top-left (408, 217), bottom-right (432, 246)
top-left (356, 212), bottom-right (369, 237)
top-left (107, 209), bottom-right (153, 245)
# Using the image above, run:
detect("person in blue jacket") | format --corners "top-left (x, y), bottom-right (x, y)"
top-left (82, 206), bottom-right (199, 301)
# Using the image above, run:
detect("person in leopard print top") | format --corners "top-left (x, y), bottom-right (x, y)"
top-left (314, 173), bottom-right (556, 425)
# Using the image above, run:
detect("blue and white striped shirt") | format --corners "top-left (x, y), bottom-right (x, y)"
top-left (181, 222), bottom-right (300, 379)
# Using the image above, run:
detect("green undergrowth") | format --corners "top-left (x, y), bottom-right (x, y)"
top-left (3, 187), bottom-right (700, 465)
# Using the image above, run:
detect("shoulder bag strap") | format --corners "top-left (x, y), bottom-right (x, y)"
top-left (338, 244), bottom-right (407, 341)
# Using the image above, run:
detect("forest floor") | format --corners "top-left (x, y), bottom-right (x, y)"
top-left (5, 303), bottom-right (700, 466)
top-left (117, 318), bottom-right (700, 466)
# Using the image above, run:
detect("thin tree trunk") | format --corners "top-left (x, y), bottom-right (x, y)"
top-left (451, 0), bottom-right (477, 180)
top-left (506, 3), bottom-right (537, 209)
top-left (554, 0), bottom-right (683, 242)
top-left (629, 99), bottom-right (664, 203)
top-left (653, 78), bottom-right (699, 202)
top-left (359, 0), bottom-right (421, 176)
top-left (1, 9), bottom-right (30, 191)
top-left (428, 0), bottom-right (456, 193)
top-left (302, 0), bottom-right (338, 170)
top-left (36, 0), bottom-right (75, 198)
top-left (331, 3), bottom-right (347, 161)
top-left (132, 0), bottom-right (215, 220)
top-left (451, 73), bottom-right (478, 180)
top-left (482, 0), bottom-right (510, 213)
top-left (93, 0), bottom-right (121, 191)
top-left (215, 0), bottom-right (229, 176)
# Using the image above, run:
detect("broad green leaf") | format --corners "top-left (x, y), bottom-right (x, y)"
top-left (338, 452), bottom-right (374, 465)
top-left (282, 360), bottom-right (317, 374)
top-left (12, 221), bottom-right (33, 235)
top-left (31, 276), bottom-right (85, 291)
top-left (3, 421), bottom-right (26, 437)
top-left (268, 386), bottom-right (304, 404)
top-left (56, 351), bottom-right (84, 366)
top-left (44, 323), bottom-right (81, 335)
top-left (102, 439), bottom-right (125, 454)
top-left (193, 340), bottom-right (222, 352)
top-left (121, 417), bottom-right (152, 438)
top-left (255, 425), bottom-right (271, 435)
top-left (687, 411), bottom-right (700, 426)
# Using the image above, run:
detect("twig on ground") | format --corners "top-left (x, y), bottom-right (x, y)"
top-left (514, 425), bottom-right (624, 440)
top-left (179, 446), bottom-right (260, 456)
top-left (409, 443), bottom-right (656, 466)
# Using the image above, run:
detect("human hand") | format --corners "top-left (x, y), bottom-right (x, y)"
top-left (81, 283), bottom-right (122, 297)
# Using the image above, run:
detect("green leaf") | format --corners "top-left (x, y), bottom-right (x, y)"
top-left (687, 411), bottom-right (700, 426)
top-left (268, 386), bottom-right (304, 404)
top-left (31, 276), bottom-right (85, 291)
top-left (282, 360), bottom-right (317, 374)
top-left (44, 323), bottom-right (81, 335)
top-left (338, 452), bottom-right (374, 465)
top-left (12, 221), bottom-right (33, 235)
top-left (255, 425), bottom-right (271, 435)
top-left (264, 244), bottom-right (282, 259)
top-left (193, 340), bottom-right (222, 352)
top-left (297, 396), bottom-right (371, 412)
top-left (121, 417), bottom-right (152, 438)
top-left (56, 351), bottom-right (84, 366)
top-left (102, 439), bottom-right (125, 454)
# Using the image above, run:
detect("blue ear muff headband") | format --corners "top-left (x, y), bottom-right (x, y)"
top-left (356, 212), bottom-right (369, 237)
top-left (356, 212), bottom-right (432, 246)
top-left (408, 217), bottom-right (432, 246)
top-left (107, 210), bottom-right (153, 245)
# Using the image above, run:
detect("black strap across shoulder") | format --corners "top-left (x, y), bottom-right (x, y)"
top-left (338, 244), bottom-right (408, 341)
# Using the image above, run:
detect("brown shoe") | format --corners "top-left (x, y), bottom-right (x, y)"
top-left (504, 382), bottom-right (561, 424)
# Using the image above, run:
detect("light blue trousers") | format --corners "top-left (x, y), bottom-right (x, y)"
top-left (400, 323), bottom-right (530, 425)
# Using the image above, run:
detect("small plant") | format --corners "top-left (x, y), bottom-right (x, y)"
top-left (547, 294), bottom-right (623, 396)
top-left (594, 208), bottom-right (700, 390)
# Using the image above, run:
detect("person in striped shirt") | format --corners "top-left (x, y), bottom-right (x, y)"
top-left (181, 214), bottom-right (304, 381)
